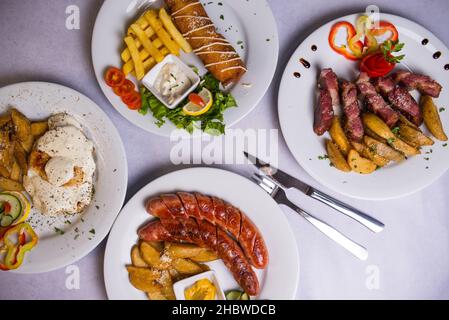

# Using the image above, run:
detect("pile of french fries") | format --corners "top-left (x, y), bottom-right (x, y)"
top-left (0, 109), bottom-right (48, 190)
top-left (127, 240), bottom-right (218, 300)
top-left (326, 95), bottom-right (447, 174)
top-left (121, 8), bottom-right (193, 80)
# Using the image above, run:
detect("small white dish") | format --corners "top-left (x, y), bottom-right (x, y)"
top-left (173, 271), bottom-right (226, 300)
top-left (141, 54), bottom-right (200, 109)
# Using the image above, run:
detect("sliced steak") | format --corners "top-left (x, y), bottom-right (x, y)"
top-left (393, 70), bottom-right (442, 98)
top-left (341, 80), bottom-right (364, 142)
top-left (314, 88), bottom-right (333, 135)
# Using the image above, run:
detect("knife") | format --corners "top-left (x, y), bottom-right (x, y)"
top-left (244, 152), bottom-right (384, 233)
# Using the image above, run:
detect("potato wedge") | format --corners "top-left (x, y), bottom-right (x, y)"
top-left (171, 258), bottom-right (206, 275)
top-left (363, 136), bottom-right (405, 162)
top-left (140, 241), bottom-right (168, 269)
top-left (165, 242), bottom-right (205, 259)
top-left (351, 141), bottom-right (389, 167)
top-left (398, 124), bottom-right (434, 147)
top-left (326, 139), bottom-right (351, 172)
top-left (190, 250), bottom-right (219, 263)
top-left (146, 285), bottom-right (167, 300)
top-left (131, 245), bottom-right (149, 268)
top-left (0, 164), bottom-right (10, 178)
top-left (364, 126), bottom-right (387, 144)
top-left (11, 109), bottom-right (31, 142)
top-left (0, 177), bottom-right (24, 191)
top-left (421, 95), bottom-right (448, 141)
top-left (362, 113), bottom-right (420, 156)
top-left (31, 121), bottom-right (48, 137)
top-left (397, 114), bottom-right (421, 132)
top-left (329, 116), bottom-right (351, 156)
top-left (20, 135), bottom-right (34, 154)
top-left (0, 114), bottom-right (11, 127)
top-left (145, 241), bottom-right (164, 252)
top-left (10, 161), bottom-right (21, 182)
top-left (347, 149), bottom-right (377, 174)
top-left (158, 270), bottom-right (175, 300)
top-left (127, 266), bottom-right (161, 292)
top-left (14, 143), bottom-right (28, 174)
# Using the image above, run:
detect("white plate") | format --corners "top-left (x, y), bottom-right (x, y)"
top-left (104, 167), bottom-right (299, 300)
top-left (278, 13), bottom-right (449, 200)
top-left (0, 82), bottom-right (128, 273)
top-left (92, 0), bottom-right (279, 136)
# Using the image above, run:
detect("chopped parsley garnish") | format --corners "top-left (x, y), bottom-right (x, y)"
top-left (391, 126), bottom-right (400, 135)
top-left (318, 155), bottom-right (329, 160)
top-left (380, 40), bottom-right (405, 63)
top-left (439, 107), bottom-right (446, 112)
top-left (54, 227), bottom-right (65, 235)
top-left (170, 73), bottom-right (177, 80)
top-left (218, 2), bottom-right (223, 5)
top-left (89, 228), bottom-right (96, 235)
top-left (443, 143), bottom-right (448, 147)
top-left (387, 138), bottom-right (396, 145)
top-left (220, 14), bottom-right (224, 20)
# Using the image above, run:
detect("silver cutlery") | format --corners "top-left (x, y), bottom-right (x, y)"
top-left (252, 173), bottom-right (368, 260)
top-left (244, 152), bottom-right (384, 233)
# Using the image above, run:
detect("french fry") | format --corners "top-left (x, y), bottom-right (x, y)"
top-left (159, 8), bottom-right (192, 53)
top-left (122, 45), bottom-right (169, 76)
top-left (130, 23), bottom-right (164, 63)
top-left (121, 29), bottom-right (158, 63)
top-left (144, 10), bottom-right (180, 56)
top-left (124, 36), bottom-right (145, 80)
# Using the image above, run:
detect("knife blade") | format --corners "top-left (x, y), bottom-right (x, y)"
top-left (244, 151), bottom-right (385, 233)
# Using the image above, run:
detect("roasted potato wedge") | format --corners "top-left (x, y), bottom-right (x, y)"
top-left (20, 135), bottom-right (34, 153)
top-left (171, 258), bottom-right (207, 275)
top-left (10, 160), bottom-right (21, 182)
top-left (329, 116), bottom-right (351, 156)
top-left (30, 121), bottom-right (49, 137)
top-left (351, 141), bottom-right (389, 167)
top-left (165, 242), bottom-right (204, 259)
top-left (347, 149), bottom-right (377, 174)
top-left (0, 177), bottom-right (24, 191)
top-left (397, 114), bottom-right (421, 131)
top-left (158, 270), bottom-right (175, 300)
top-left (190, 250), bottom-right (219, 263)
top-left (11, 109), bottom-right (31, 142)
top-left (364, 126), bottom-right (388, 144)
top-left (364, 136), bottom-right (405, 162)
top-left (145, 241), bottom-right (164, 252)
top-left (421, 95), bottom-right (448, 141)
top-left (127, 266), bottom-right (161, 292)
top-left (0, 164), bottom-right (10, 178)
top-left (362, 113), bottom-right (420, 156)
top-left (326, 139), bottom-right (351, 172)
top-left (140, 241), bottom-right (169, 269)
top-left (398, 124), bottom-right (434, 147)
top-left (146, 284), bottom-right (167, 300)
top-left (131, 245), bottom-right (149, 268)
top-left (0, 114), bottom-right (11, 127)
top-left (14, 143), bottom-right (28, 174)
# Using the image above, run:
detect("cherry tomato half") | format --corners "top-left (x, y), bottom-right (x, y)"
top-left (113, 79), bottom-right (135, 97)
top-left (105, 67), bottom-right (125, 87)
top-left (122, 91), bottom-right (141, 110)
top-left (188, 93), bottom-right (205, 107)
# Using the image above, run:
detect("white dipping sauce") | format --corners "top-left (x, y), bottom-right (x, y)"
top-left (154, 63), bottom-right (192, 105)
top-left (24, 113), bottom-right (96, 216)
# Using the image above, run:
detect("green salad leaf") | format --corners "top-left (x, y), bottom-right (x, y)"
top-left (139, 73), bottom-right (237, 135)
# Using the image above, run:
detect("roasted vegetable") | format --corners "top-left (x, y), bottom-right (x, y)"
top-left (398, 124), bottom-right (434, 147)
top-left (326, 139), bottom-right (351, 172)
top-left (421, 95), bottom-right (448, 141)
top-left (347, 149), bottom-right (377, 174)
top-left (362, 113), bottom-right (420, 156)
top-left (364, 136), bottom-right (405, 162)
top-left (30, 121), bottom-right (49, 137)
top-left (131, 245), bottom-right (148, 268)
top-left (0, 177), bottom-right (24, 191)
top-left (11, 109), bottom-right (31, 142)
top-left (351, 141), bottom-right (389, 167)
top-left (329, 116), bottom-right (351, 156)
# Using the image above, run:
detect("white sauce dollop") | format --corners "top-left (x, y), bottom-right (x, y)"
top-left (154, 63), bottom-right (192, 105)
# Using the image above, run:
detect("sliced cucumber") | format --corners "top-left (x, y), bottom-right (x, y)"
top-left (226, 290), bottom-right (243, 300)
top-left (0, 193), bottom-right (22, 225)
top-left (240, 293), bottom-right (250, 300)
top-left (1, 215), bottom-right (14, 227)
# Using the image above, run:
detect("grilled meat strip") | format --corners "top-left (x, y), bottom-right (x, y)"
top-left (314, 68), bottom-right (340, 135)
top-left (392, 70), bottom-right (442, 98)
top-left (374, 77), bottom-right (422, 126)
top-left (356, 72), bottom-right (399, 127)
top-left (340, 80), bottom-right (364, 142)
top-left (146, 192), bottom-right (269, 269)
top-left (139, 218), bottom-right (260, 295)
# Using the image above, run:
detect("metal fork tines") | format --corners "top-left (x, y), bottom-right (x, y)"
top-left (252, 173), bottom-right (368, 261)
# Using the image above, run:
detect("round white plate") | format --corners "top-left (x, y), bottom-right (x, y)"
top-left (0, 82), bottom-right (128, 273)
top-left (92, 0), bottom-right (279, 137)
top-left (104, 167), bottom-right (299, 300)
top-left (279, 13), bottom-right (449, 200)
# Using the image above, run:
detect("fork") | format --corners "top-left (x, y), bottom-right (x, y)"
top-left (252, 173), bottom-right (368, 261)
top-left (126, 0), bottom-right (160, 13)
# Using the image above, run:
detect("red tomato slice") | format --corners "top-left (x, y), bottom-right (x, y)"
top-left (188, 93), bottom-right (205, 107)
top-left (113, 79), bottom-right (135, 96)
top-left (105, 67), bottom-right (125, 87)
top-left (360, 52), bottom-right (395, 78)
top-left (122, 91), bottom-right (141, 110)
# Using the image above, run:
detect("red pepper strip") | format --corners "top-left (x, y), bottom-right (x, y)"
top-left (1, 223), bottom-right (38, 270)
top-left (329, 21), bottom-right (361, 61)
top-left (370, 21), bottom-right (399, 42)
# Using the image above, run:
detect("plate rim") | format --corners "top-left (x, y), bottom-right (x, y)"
top-left (0, 81), bottom-right (129, 274)
top-left (103, 167), bottom-right (300, 300)
top-left (91, 0), bottom-right (280, 137)
top-left (278, 12), bottom-right (449, 201)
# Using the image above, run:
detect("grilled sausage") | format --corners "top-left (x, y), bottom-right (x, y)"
top-left (146, 192), bottom-right (268, 269)
top-left (138, 218), bottom-right (260, 295)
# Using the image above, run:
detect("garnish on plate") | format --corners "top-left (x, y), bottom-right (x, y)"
top-left (360, 40), bottom-right (405, 78)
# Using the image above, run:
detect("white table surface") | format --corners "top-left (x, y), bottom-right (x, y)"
top-left (1, 0), bottom-right (449, 300)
